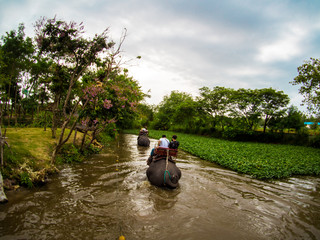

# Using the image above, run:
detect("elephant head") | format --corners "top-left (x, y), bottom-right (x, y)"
top-left (146, 156), bottom-right (181, 188)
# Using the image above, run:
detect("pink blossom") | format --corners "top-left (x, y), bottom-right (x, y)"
top-left (107, 119), bottom-right (116, 124)
top-left (81, 117), bottom-right (90, 127)
top-left (103, 99), bottom-right (113, 109)
top-left (129, 102), bottom-right (136, 107)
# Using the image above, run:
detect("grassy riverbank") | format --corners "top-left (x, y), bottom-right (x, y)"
top-left (1, 127), bottom-right (111, 188)
top-left (125, 129), bottom-right (320, 180)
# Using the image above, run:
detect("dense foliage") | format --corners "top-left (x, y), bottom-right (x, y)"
top-left (291, 57), bottom-right (320, 114)
top-left (0, 17), bottom-right (145, 162)
top-left (142, 130), bottom-right (320, 180)
top-left (147, 89), bottom-right (313, 145)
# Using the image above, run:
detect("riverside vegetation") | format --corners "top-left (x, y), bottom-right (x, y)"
top-left (1, 126), bottom-right (319, 189)
top-left (2, 127), bottom-right (112, 189)
top-left (125, 129), bottom-right (320, 180)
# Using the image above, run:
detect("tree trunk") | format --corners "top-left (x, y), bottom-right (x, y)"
top-left (51, 71), bottom-right (88, 163)
top-left (51, 116), bottom-right (78, 164)
top-left (80, 130), bottom-right (88, 151)
top-left (6, 77), bottom-right (12, 127)
top-left (14, 86), bottom-right (18, 126)
top-left (263, 115), bottom-right (269, 133)
top-left (0, 103), bottom-right (3, 126)
top-left (51, 110), bottom-right (56, 139)
top-left (44, 110), bottom-right (47, 131)
top-left (86, 129), bottom-right (97, 150)
top-left (51, 94), bottom-right (60, 139)
top-left (17, 104), bottom-right (21, 125)
top-left (73, 129), bottom-right (78, 145)
top-left (0, 170), bottom-right (8, 203)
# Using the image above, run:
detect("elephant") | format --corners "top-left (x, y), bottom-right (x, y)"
top-left (146, 155), bottom-right (181, 188)
top-left (137, 134), bottom-right (150, 147)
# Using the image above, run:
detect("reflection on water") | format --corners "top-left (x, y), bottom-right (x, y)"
top-left (0, 134), bottom-right (319, 239)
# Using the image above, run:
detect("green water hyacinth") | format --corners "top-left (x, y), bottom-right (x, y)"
top-left (126, 129), bottom-right (320, 180)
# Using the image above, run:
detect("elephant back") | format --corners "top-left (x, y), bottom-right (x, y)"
top-left (137, 135), bottom-right (150, 147)
top-left (146, 157), bottom-right (181, 188)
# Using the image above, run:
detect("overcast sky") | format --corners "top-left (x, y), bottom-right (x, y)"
top-left (1, 0), bottom-right (320, 111)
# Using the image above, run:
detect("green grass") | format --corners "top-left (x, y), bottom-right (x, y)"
top-left (124, 129), bottom-right (320, 180)
top-left (1, 127), bottom-right (98, 187)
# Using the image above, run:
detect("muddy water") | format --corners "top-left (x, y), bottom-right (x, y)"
top-left (0, 134), bottom-right (319, 240)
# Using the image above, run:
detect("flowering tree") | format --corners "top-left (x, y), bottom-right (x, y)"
top-left (77, 69), bottom-right (144, 151)
top-left (33, 17), bottom-right (144, 162)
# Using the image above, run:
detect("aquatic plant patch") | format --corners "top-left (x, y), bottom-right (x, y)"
top-left (126, 129), bottom-right (320, 180)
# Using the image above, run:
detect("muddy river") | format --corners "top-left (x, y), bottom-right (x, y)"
top-left (0, 134), bottom-right (319, 239)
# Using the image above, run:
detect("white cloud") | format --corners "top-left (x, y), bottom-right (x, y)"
top-left (1, 0), bottom-right (320, 110)
top-left (256, 23), bottom-right (307, 63)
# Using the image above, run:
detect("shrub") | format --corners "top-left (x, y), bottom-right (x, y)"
top-left (56, 144), bottom-right (84, 164)
top-left (32, 111), bottom-right (53, 127)
top-left (310, 135), bottom-right (320, 148)
top-left (20, 172), bottom-right (33, 188)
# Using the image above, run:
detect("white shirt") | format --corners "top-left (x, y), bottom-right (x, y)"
top-left (159, 138), bottom-right (169, 148)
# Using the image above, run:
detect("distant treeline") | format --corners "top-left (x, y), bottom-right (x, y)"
top-left (134, 89), bottom-right (320, 148)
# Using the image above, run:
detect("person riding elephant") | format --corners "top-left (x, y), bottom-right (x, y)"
top-left (168, 135), bottom-right (179, 149)
top-left (137, 128), bottom-right (150, 147)
top-left (146, 134), bottom-right (181, 188)
top-left (149, 134), bottom-right (169, 157)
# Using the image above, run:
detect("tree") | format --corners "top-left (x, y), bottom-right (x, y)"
top-left (153, 91), bottom-right (198, 131)
top-left (34, 17), bottom-right (132, 162)
top-left (0, 23), bottom-right (34, 125)
top-left (283, 105), bottom-right (305, 132)
top-left (291, 57), bottom-right (320, 114)
top-left (78, 68), bottom-right (144, 151)
top-left (229, 88), bottom-right (262, 130)
top-left (135, 103), bottom-right (154, 129)
top-left (258, 88), bottom-right (290, 133)
top-left (198, 86), bottom-right (232, 131)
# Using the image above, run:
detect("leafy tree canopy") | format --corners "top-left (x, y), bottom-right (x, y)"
top-left (291, 57), bottom-right (320, 114)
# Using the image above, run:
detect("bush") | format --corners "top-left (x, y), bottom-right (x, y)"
top-left (20, 172), bottom-right (33, 188)
top-left (56, 144), bottom-right (84, 164)
top-left (32, 111), bottom-right (53, 127)
top-left (222, 128), bottom-right (255, 141)
top-left (310, 135), bottom-right (320, 148)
